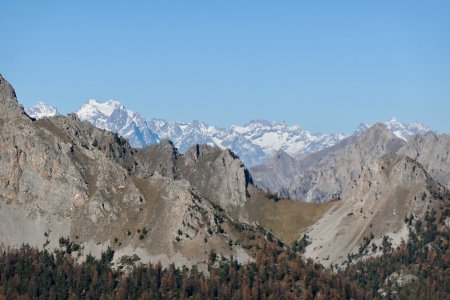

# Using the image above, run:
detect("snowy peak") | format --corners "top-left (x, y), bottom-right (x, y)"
top-left (230, 119), bottom-right (346, 158)
top-left (149, 119), bottom-right (225, 150)
top-left (25, 101), bottom-right (59, 119)
top-left (76, 99), bottom-right (159, 148)
top-left (384, 117), bottom-right (433, 140)
top-left (148, 118), bottom-right (347, 166)
top-left (355, 118), bottom-right (433, 141)
top-left (78, 99), bottom-right (122, 120)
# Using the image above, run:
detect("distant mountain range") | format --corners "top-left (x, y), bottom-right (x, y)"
top-left (148, 118), bottom-right (346, 166)
top-left (26, 100), bottom-right (434, 166)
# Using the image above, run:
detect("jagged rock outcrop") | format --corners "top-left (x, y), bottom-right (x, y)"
top-left (0, 74), bottom-right (31, 121)
top-left (182, 144), bottom-right (251, 212)
top-left (136, 142), bottom-right (252, 216)
top-left (135, 140), bottom-right (181, 178)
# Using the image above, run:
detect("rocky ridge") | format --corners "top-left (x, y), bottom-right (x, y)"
top-left (252, 124), bottom-right (449, 203)
top-left (134, 141), bottom-right (252, 217)
top-left (398, 132), bottom-right (450, 189)
top-left (0, 75), bottom-right (257, 270)
top-left (304, 154), bottom-right (447, 266)
top-left (253, 125), bottom-right (405, 202)
top-left (289, 124), bottom-right (405, 202)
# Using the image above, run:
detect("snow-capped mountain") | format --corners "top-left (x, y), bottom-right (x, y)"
top-left (25, 101), bottom-right (59, 119)
top-left (149, 119), bottom-right (268, 166)
top-left (355, 118), bottom-right (433, 141)
top-left (76, 100), bottom-right (159, 148)
top-left (384, 117), bottom-right (433, 140)
top-left (27, 100), bottom-right (435, 167)
top-left (231, 120), bottom-right (346, 157)
top-left (149, 119), bottom-right (219, 150)
top-left (149, 119), bottom-right (346, 166)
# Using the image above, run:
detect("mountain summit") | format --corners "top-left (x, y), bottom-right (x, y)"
top-left (384, 117), bottom-right (433, 140)
top-left (0, 74), bottom-right (30, 121)
top-left (355, 118), bottom-right (433, 141)
top-left (76, 99), bottom-right (159, 147)
top-left (25, 101), bottom-right (59, 119)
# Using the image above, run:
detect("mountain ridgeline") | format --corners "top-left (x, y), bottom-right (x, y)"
top-left (28, 100), bottom-right (433, 167)
top-left (251, 124), bottom-right (450, 203)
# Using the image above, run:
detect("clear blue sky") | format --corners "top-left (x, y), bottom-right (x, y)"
top-left (1, 1), bottom-right (450, 133)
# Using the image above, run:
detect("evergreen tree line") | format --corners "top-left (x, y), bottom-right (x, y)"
top-left (0, 204), bottom-right (449, 299)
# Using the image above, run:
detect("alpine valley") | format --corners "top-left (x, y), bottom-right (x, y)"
top-left (0, 75), bottom-right (447, 299)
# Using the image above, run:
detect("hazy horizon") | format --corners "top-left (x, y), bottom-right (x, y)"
top-left (24, 98), bottom-right (435, 136)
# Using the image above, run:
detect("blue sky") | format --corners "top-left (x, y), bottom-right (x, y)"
top-left (1, 1), bottom-right (450, 133)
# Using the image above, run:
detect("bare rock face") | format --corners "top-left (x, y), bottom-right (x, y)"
top-left (136, 142), bottom-right (251, 216)
top-left (399, 132), bottom-right (450, 189)
top-left (181, 145), bottom-right (251, 210)
top-left (250, 136), bottom-right (360, 199)
top-left (135, 139), bottom-right (180, 178)
top-left (287, 124), bottom-right (405, 202)
top-left (0, 75), bottom-right (254, 268)
top-left (250, 150), bottom-right (300, 195)
top-left (304, 154), bottom-right (445, 267)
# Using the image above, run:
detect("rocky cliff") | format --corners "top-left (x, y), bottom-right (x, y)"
top-left (135, 142), bottom-right (251, 216)
top-left (0, 75), bottom-right (255, 270)
top-left (399, 132), bottom-right (450, 189)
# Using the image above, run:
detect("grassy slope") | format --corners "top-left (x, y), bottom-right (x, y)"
top-left (246, 186), bottom-right (333, 244)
